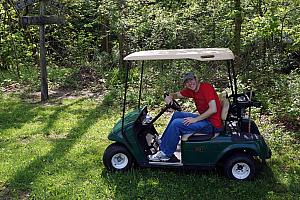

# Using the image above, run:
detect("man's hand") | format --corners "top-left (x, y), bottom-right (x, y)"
top-left (165, 95), bottom-right (173, 104)
top-left (164, 92), bottom-right (184, 105)
top-left (183, 117), bottom-right (198, 126)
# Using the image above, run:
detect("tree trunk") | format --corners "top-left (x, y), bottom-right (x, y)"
top-left (257, 0), bottom-right (263, 17)
top-left (117, 0), bottom-right (129, 70)
top-left (257, 0), bottom-right (266, 60)
top-left (100, 16), bottom-right (112, 54)
top-left (118, 31), bottom-right (126, 70)
top-left (233, 0), bottom-right (242, 70)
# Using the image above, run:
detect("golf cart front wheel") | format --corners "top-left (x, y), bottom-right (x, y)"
top-left (103, 143), bottom-right (134, 172)
top-left (224, 153), bottom-right (255, 180)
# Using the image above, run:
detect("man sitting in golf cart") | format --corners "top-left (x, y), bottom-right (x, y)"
top-left (149, 72), bottom-right (223, 161)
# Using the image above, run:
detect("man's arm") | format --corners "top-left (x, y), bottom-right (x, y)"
top-left (183, 100), bottom-right (217, 125)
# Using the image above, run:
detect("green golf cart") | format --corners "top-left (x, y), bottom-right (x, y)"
top-left (103, 48), bottom-right (271, 180)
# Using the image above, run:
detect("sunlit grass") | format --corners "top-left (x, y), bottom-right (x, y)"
top-left (0, 94), bottom-right (299, 199)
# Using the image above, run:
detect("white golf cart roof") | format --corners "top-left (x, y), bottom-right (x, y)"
top-left (124, 48), bottom-right (234, 61)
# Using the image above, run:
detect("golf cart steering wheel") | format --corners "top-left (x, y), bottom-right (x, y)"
top-left (164, 93), bottom-right (182, 111)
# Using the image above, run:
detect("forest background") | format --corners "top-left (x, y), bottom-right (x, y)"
top-left (0, 0), bottom-right (300, 199)
top-left (1, 0), bottom-right (299, 121)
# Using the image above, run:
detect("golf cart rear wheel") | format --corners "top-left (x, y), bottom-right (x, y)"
top-left (224, 153), bottom-right (255, 180)
top-left (103, 143), bottom-right (133, 172)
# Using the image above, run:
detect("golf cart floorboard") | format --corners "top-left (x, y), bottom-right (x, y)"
top-left (148, 162), bottom-right (183, 166)
top-left (148, 151), bottom-right (182, 166)
top-left (174, 151), bottom-right (181, 160)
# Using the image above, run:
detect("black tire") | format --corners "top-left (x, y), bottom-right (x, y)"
top-left (103, 143), bottom-right (134, 172)
top-left (224, 153), bottom-right (255, 180)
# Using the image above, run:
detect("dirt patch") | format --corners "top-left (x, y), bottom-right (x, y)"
top-left (0, 83), bottom-right (24, 94)
top-left (1, 83), bottom-right (108, 104)
top-left (47, 134), bottom-right (67, 141)
top-left (0, 183), bottom-right (30, 200)
top-left (19, 191), bottom-right (30, 200)
top-left (1, 66), bottom-right (108, 103)
top-left (273, 115), bottom-right (300, 134)
top-left (22, 88), bottom-right (108, 103)
top-left (77, 67), bottom-right (105, 87)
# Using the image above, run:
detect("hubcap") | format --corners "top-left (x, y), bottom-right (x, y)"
top-left (232, 162), bottom-right (251, 180)
top-left (111, 153), bottom-right (128, 169)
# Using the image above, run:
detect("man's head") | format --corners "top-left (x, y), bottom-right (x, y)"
top-left (183, 72), bottom-right (198, 91)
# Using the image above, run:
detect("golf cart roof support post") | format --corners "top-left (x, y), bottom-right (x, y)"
top-left (121, 63), bottom-right (130, 136)
top-left (138, 61), bottom-right (145, 110)
top-left (226, 61), bottom-right (235, 101)
top-left (231, 60), bottom-right (238, 103)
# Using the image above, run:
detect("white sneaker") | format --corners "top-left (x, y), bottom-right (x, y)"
top-left (148, 151), bottom-right (169, 161)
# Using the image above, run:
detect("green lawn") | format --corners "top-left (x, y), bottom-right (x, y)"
top-left (0, 94), bottom-right (299, 199)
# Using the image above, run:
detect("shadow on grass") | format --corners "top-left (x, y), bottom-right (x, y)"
top-left (40, 98), bottom-right (85, 136)
top-left (100, 161), bottom-right (300, 199)
top-left (0, 97), bottom-right (37, 133)
top-left (1, 92), bottom-right (117, 198)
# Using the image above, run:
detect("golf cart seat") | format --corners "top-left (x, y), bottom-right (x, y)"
top-left (181, 91), bottom-right (229, 142)
top-left (181, 130), bottom-right (221, 141)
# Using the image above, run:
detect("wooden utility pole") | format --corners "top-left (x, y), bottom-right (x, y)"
top-left (16, 0), bottom-right (65, 102)
top-left (39, 0), bottom-right (48, 102)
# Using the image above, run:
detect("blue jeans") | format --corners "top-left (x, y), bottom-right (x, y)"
top-left (160, 111), bottom-right (213, 157)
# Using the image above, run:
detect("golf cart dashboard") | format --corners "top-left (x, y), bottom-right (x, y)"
top-left (135, 106), bottom-right (148, 125)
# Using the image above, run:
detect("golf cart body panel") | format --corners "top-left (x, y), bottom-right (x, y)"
top-left (108, 107), bottom-right (271, 166)
top-left (111, 109), bottom-right (140, 134)
top-left (181, 137), bottom-right (256, 165)
top-left (108, 108), bottom-right (149, 162)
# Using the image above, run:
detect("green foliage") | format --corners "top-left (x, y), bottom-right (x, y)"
top-left (47, 66), bottom-right (79, 89)
top-left (0, 0), bottom-right (299, 159)
top-left (267, 70), bottom-right (300, 119)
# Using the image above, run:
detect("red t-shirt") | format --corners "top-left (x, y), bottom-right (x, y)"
top-left (180, 83), bottom-right (222, 129)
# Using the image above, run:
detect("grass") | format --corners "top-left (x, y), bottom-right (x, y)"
top-left (0, 93), bottom-right (299, 200)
